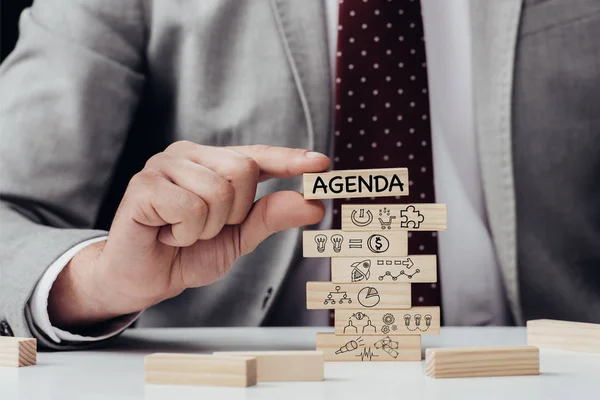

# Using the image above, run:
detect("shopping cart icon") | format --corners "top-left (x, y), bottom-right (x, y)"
top-left (378, 215), bottom-right (396, 230)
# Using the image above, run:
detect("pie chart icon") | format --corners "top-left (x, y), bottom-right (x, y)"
top-left (357, 286), bottom-right (381, 308)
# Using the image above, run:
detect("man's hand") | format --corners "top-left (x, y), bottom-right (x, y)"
top-left (48, 142), bottom-right (330, 329)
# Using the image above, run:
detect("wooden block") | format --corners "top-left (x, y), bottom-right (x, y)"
top-left (334, 307), bottom-right (440, 336)
top-left (316, 333), bottom-right (421, 362)
top-left (341, 204), bottom-right (447, 231)
top-left (307, 282), bottom-right (410, 309)
top-left (303, 168), bottom-right (408, 199)
top-left (303, 230), bottom-right (407, 258)
top-left (213, 351), bottom-right (323, 382)
top-left (145, 353), bottom-right (257, 387)
top-left (425, 346), bottom-right (540, 378)
top-left (527, 319), bottom-right (600, 353)
top-left (0, 337), bottom-right (37, 368)
top-left (331, 256), bottom-right (437, 283)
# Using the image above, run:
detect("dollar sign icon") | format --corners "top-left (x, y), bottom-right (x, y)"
top-left (367, 234), bottom-right (389, 253)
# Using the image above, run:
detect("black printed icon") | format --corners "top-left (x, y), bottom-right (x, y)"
top-left (377, 257), bottom-right (420, 281)
top-left (381, 313), bottom-right (397, 334)
top-left (404, 313), bottom-right (432, 332)
top-left (335, 337), bottom-right (363, 355)
top-left (374, 336), bottom-right (400, 359)
top-left (351, 208), bottom-right (373, 227)
top-left (324, 286), bottom-right (352, 305)
top-left (350, 260), bottom-right (371, 282)
top-left (331, 234), bottom-right (344, 253)
top-left (349, 239), bottom-right (363, 249)
top-left (367, 234), bottom-right (389, 253)
top-left (400, 205), bottom-right (425, 229)
top-left (378, 207), bottom-right (396, 230)
top-left (356, 347), bottom-right (379, 361)
top-left (344, 312), bottom-right (377, 334)
top-left (357, 286), bottom-right (381, 307)
top-left (314, 234), bottom-right (327, 253)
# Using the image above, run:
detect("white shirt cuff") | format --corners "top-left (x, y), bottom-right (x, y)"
top-left (29, 236), bottom-right (140, 343)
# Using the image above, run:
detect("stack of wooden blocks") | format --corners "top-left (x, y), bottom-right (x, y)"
top-left (303, 167), bottom-right (446, 362)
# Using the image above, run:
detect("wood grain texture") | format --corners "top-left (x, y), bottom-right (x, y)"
top-left (316, 333), bottom-right (421, 362)
top-left (145, 353), bottom-right (257, 387)
top-left (303, 230), bottom-right (407, 258)
top-left (334, 307), bottom-right (440, 336)
top-left (331, 256), bottom-right (437, 283)
top-left (213, 351), bottom-right (324, 382)
top-left (341, 203), bottom-right (447, 231)
top-left (307, 282), bottom-right (411, 309)
top-left (0, 337), bottom-right (37, 367)
top-left (527, 319), bottom-right (600, 353)
top-left (303, 168), bottom-right (409, 199)
top-left (425, 346), bottom-right (540, 378)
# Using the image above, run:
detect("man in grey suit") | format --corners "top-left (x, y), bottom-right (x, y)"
top-left (1, 0), bottom-right (599, 349)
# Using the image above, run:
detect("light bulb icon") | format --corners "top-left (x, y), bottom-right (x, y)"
top-left (403, 314), bottom-right (411, 327)
top-left (315, 234), bottom-right (327, 253)
top-left (414, 314), bottom-right (422, 327)
top-left (331, 234), bottom-right (344, 253)
top-left (425, 314), bottom-right (432, 327)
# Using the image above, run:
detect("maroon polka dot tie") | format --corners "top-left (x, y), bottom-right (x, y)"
top-left (332, 0), bottom-right (441, 310)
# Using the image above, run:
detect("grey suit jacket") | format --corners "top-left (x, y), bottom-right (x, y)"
top-left (1, 0), bottom-right (599, 349)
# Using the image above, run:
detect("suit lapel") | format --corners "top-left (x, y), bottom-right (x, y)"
top-left (469, 0), bottom-right (524, 324)
top-left (269, 0), bottom-right (332, 153)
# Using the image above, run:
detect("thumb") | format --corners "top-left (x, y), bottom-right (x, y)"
top-left (239, 191), bottom-right (325, 255)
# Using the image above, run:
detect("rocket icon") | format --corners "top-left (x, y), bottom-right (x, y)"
top-left (350, 260), bottom-right (371, 282)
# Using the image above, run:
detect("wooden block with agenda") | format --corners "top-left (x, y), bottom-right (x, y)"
top-left (425, 346), bottom-right (540, 378)
top-left (213, 351), bottom-right (324, 382)
top-left (331, 255), bottom-right (437, 283)
top-left (145, 353), bottom-right (257, 387)
top-left (303, 168), bottom-right (408, 199)
top-left (341, 204), bottom-right (447, 231)
top-left (307, 282), bottom-right (411, 310)
top-left (303, 230), bottom-right (407, 258)
top-left (334, 307), bottom-right (440, 336)
top-left (316, 333), bottom-right (421, 362)
top-left (527, 319), bottom-right (600, 353)
top-left (0, 337), bottom-right (37, 368)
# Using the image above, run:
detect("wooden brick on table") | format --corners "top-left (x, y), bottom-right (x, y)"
top-left (0, 337), bottom-right (37, 368)
top-left (334, 307), bottom-right (440, 336)
top-left (341, 204), bottom-right (447, 231)
top-left (527, 319), bottom-right (600, 353)
top-left (331, 255), bottom-right (437, 283)
top-left (316, 333), bottom-right (421, 362)
top-left (303, 230), bottom-right (407, 258)
top-left (425, 346), bottom-right (540, 378)
top-left (307, 282), bottom-right (411, 310)
top-left (303, 168), bottom-right (409, 199)
top-left (145, 353), bottom-right (257, 387)
top-left (213, 351), bottom-right (324, 382)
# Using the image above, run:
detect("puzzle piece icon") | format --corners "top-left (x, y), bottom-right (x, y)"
top-left (400, 206), bottom-right (425, 229)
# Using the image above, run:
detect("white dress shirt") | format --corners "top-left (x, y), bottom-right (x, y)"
top-left (29, 0), bottom-right (510, 344)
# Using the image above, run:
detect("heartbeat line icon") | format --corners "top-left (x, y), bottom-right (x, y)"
top-left (356, 347), bottom-right (379, 361)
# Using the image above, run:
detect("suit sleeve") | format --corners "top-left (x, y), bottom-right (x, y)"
top-left (0, 0), bottom-right (146, 349)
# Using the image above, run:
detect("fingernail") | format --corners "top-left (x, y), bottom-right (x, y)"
top-left (305, 151), bottom-right (328, 159)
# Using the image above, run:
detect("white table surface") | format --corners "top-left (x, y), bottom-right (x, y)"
top-left (1, 327), bottom-right (599, 400)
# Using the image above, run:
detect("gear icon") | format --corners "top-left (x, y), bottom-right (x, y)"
top-left (382, 313), bottom-right (395, 325)
top-left (381, 325), bottom-right (390, 334)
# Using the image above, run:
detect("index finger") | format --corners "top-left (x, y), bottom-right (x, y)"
top-left (228, 145), bottom-right (330, 181)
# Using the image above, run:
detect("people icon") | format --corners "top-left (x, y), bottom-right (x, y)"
top-left (362, 319), bottom-right (376, 333)
top-left (343, 320), bottom-right (358, 334)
